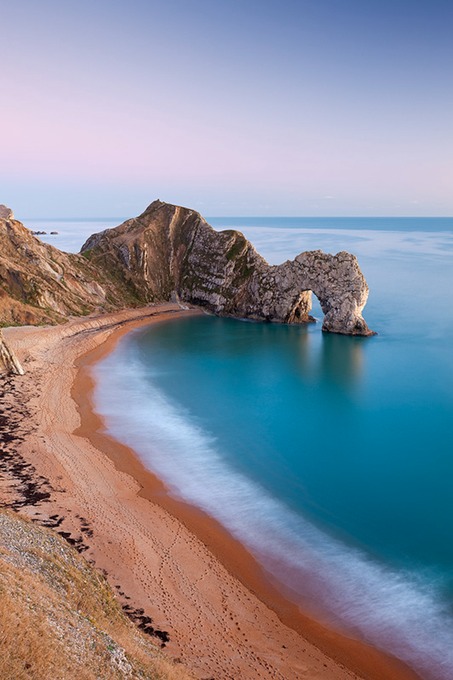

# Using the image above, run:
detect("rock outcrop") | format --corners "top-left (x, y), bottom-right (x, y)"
top-left (0, 209), bottom-right (141, 327)
top-left (0, 204), bottom-right (14, 220)
top-left (82, 200), bottom-right (374, 335)
top-left (0, 199), bottom-right (373, 352)
top-left (0, 330), bottom-right (24, 375)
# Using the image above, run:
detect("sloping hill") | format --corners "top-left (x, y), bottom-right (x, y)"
top-left (1, 200), bottom-right (373, 336)
top-left (0, 210), bottom-right (139, 327)
top-left (0, 508), bottom-right (193, 680)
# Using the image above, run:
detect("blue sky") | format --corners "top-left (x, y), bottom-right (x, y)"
top-left (1, 0), bottom-right (452, 217)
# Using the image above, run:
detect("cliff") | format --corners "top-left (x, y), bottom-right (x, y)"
top-left (82, 200), bottom-right (374, 335)
top-left (0, 200), bottom-right (373, 360)
top-left (0, 210), bottom-right (141, 327)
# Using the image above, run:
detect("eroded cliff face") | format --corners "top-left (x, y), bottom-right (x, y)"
top-left (82, 200), bottom-right (374, 335)
top-left (0, 212), bottom-right (141, 327)
top-left (0, 199), bottom-right (373, 352)
top-left (0, 204), bottom-right (14, 220)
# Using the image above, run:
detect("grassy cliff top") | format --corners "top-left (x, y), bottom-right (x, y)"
top-left (0, 508), bottom-right (193, 680)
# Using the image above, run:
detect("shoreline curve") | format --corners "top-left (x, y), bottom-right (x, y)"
top-left (3, 305), bottom-right (420, 680)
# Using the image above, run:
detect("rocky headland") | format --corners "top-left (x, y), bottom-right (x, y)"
top-left (82, 200), bottom-right (373, 335)
top-left (1, 199), bottom-right (374, 374)
top-left (1, 200), bottom-right (372, 332)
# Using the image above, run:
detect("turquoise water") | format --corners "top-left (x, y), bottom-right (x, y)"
top-left (46, 215), bottom-right (453, 680)
top-left (131, 316), bottom-right (453, 573)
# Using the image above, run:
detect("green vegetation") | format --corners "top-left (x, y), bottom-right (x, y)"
top-left (226, 235), bottom-right (246, 262)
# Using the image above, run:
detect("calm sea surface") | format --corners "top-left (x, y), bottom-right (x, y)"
top-left (31, 216), bottom-right (453, 680)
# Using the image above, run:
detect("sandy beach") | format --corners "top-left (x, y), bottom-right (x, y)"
top-left (0, 304), bottom-right (420, 680)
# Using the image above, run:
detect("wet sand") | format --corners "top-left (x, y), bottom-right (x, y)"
top-left (1, 305), bottom-right (421, 680)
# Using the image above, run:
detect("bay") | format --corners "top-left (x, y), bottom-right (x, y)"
top-left (30, 214), bottom-right (453, 679)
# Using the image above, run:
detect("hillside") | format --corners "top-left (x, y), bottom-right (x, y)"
top-left (1, 201), bottom-right (373, 339)
top-left (0, 507), bottom-right (194, 680)
top-left (0, 208), bottom-right (140, 327)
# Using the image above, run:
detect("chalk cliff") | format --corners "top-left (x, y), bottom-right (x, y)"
top-left (82, 200), bottom-right (373, 335)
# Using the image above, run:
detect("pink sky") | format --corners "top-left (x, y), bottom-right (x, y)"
top-left (2, 0), bottom-right (452, 217)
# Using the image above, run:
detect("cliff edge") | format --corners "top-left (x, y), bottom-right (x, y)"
top-left (82, 200), bottom-right (374, 335)
top-left (0, 208), bottom-right (141, 328)
top-left (0, 199), bottom-right (374, 373)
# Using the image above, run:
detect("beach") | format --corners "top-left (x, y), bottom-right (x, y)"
top-left (1, 304), bottom-right (420, 680)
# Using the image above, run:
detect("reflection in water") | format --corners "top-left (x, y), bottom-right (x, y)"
top-left (159, 313), bottom-right (366, 398)
top-left (295, 323), bottom-right (365, 393)
top-left (319, 333), bottom-right (364, 387)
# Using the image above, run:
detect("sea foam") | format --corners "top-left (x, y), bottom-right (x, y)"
top-left (95, 339), bottom-right (453, 680)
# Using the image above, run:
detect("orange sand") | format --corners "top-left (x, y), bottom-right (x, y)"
top-left (3, 305), bottom-right (421, 680)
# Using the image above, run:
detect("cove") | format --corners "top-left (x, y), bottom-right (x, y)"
top-left (93, 220), bottom-right (453, 680)
top-left (94, 313), bottom-right (453, 680)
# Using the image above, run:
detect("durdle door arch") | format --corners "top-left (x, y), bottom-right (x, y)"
top-left (81, 200), bottom-right (375, 336)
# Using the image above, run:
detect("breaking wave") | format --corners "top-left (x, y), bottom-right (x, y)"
top-left (94, 336), bottom-right (453, 680)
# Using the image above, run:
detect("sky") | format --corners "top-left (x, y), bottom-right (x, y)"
top-left (1, 0), bottom-right (452, 218)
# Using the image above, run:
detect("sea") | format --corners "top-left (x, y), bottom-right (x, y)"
top-left (28, 215), bottom-right (453, 680)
